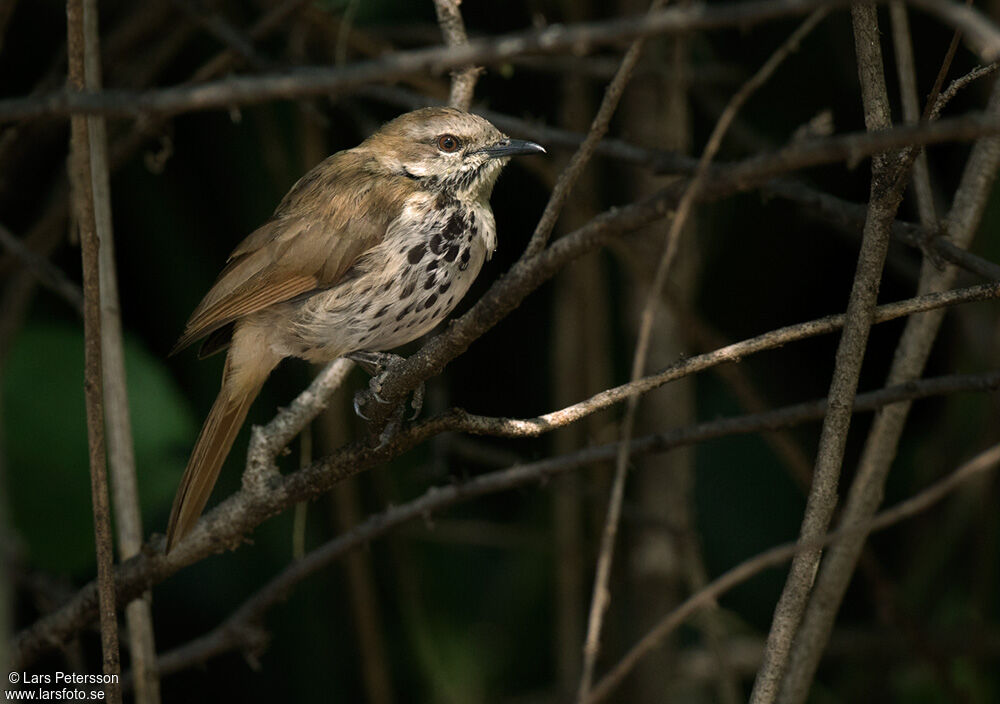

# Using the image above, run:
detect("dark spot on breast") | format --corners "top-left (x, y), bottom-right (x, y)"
top-left (358, 335), bottom-right (368, 343)
top-left (374, 305), bottom-right (390, 318)
top-left (446, 295), bottom-right (454, 305)
top-left (445, 213), bottom-right (467, 239)
top-left (430, 233), bottom-right (444, 254)
top-left (381, 280), bottom-right (392, 292)
top-left (424, 275), bottom-right (436, 289)
top-left (424, 294), bottom-right (438, 310)
top-left (438, 281), bottom-right (451, 294)
top-left (459, 248), bottom-right (470, 270)
top-left (396, 303), bottom-right (414, 321)
top-left (443, 245), bottom-right (459, 263)
top-left (359, 285), bottom-right (373, 296)
top-left (408, 243), bottom-right (426, 264)
top-left (393, 325), bottom-right (401, 333)
top-left (400, 280), bottom-right (415, 299)
top-left (357, 302), bottom-right (370, 314)
top-left (426, 261), bottom-right (438, 271)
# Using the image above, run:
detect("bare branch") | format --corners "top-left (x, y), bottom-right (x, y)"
top-left (0, 222), bottom-right (83, 314)
top-left (750, 7), bottom-right (912, 700)
top-left (0, 0), bottom-right (955, 124)
top-left (67, 0), bottom-right (121, 697)
top-left (135, 371), bottom-right (1000, 680)
top-left (586, 441), bottom-right (1000, 703)
top-left (890, 1), bottom-right (938, 228)
top-left (12, 276), bottom-right (998, 671)
top-left (85, 5), bottom-right (160, 700)
top-left (762, 180), bottom-right (1000, 281)
top-left (432, 0), bottom-right (481, 110)
top-left (0, 0), bottom-right (994, 124)
top-left (524, 0), bottom-right (667, 259)
top-left (577, 11), bottom-right (828, 699)
top-left (776, 72), bottom-right (1000, 704)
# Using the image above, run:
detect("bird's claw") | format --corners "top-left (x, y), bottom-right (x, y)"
top-left (409, 381), bottom-right (425, 420)
top-left (347, 351), bottom-right (423, 422)
top-left (352, 393), bottom-right (370, 421)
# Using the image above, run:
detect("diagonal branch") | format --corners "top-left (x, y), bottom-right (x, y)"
top-left (586, 441), bottom-right (1000, 703)
top-left (11, 275), bottom-right (999, 670)
top-left (134, 369), bottom-right (1000, 681)
top-left (750, 7), bottom-right (914, 701)
top-left (776, 72), bottom-right (1000, 704)
top-left (523, 0), bottom-right (667, 259)
top-left (577, 11), bottom-right (828, 699)
top-left (3, 0), bottom-right (999, 123)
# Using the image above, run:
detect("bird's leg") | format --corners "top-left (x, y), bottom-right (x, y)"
top-left (347, 351), bottom-right (426, 420)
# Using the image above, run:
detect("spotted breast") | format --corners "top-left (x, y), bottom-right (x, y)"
top-left (281, 191), bottom-right (497, 362)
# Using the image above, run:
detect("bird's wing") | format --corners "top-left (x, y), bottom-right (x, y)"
top-left (172, 150), bottom-right (415, 354)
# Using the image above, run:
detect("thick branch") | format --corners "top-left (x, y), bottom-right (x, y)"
top-left (586, 441), bottom-right (1000, 703)
top-left (777, 73), bottom-right (1000, 704)
top-left (67, 0), bottom-right (121, 697)
top-left (750, 7), bottom-right (912, 700)
top-left (138, 370), bottom-right (1000, 680)
top-left (11, 278), bottom-right (999, 670)
top-left (2, 0), bottom-right (998, 123)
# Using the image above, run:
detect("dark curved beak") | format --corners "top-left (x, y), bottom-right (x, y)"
top-left (480, 139), bottom-right (546, 159)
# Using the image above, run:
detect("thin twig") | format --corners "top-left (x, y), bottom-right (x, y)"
top-left (523, 0), bottom-right (667, 259)
top-left (750, 7), bottom-right (913, 701)
top-left (67, 0), bottom-right (121, 699)
top-left (81, 1), bottom-right (160, 700)
top-left (776, 72), bottom-right (1000, 704)
top-left (405, 281), bottom-right (1000, 440)
top-left (0, 0), bottom-right (930, 123)
top-left (577, 12), bottom-right (828, 699)
top-left (762, 180), bottom-right (1000, 281)
top-left (13, 275), bottom-right (999, 670)
top-left (169, 0), bottom-right (271, 71)
top-left (586, 441), bottom-right (1000, 703)
top-left (432, 0), bottom-right (481, 110)
top-left (890, 1), bottom-right (938, 228)
top-left (929, 62), bottom-right (1000, 121)
top-left (2, 0), bottom-right (996, 123)
top-left (137, 372), bottom-right (1000, 680)
top-left (368, 83), bottom-right (1000, 282)
top-left (0, 222), bottom-right (83, 314)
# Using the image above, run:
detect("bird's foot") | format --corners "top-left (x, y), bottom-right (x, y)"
top-left (348, 351), bottom-right (424, 421)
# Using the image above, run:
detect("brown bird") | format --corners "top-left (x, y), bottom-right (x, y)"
top-left (166, 107), bottom-right (544, 551)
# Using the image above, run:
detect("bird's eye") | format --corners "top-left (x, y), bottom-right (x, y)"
top-left (437, 134), bottom-right (461, 152)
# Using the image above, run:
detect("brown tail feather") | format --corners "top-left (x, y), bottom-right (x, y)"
top-left (165, 379), bottom-right (261, 552)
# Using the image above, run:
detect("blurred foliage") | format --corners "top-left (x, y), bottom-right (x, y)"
top-left (3, 323), bottom-right (195, 573)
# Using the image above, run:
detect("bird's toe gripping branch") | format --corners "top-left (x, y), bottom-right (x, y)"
top-left (348, 351), bottom-right (425, 424)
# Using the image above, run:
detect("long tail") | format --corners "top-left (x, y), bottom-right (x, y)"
top-left (166, 339), bottom-right (276, 552)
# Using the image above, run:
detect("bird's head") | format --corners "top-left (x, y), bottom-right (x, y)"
top-left (364, 107), bottom-right (545, 201)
